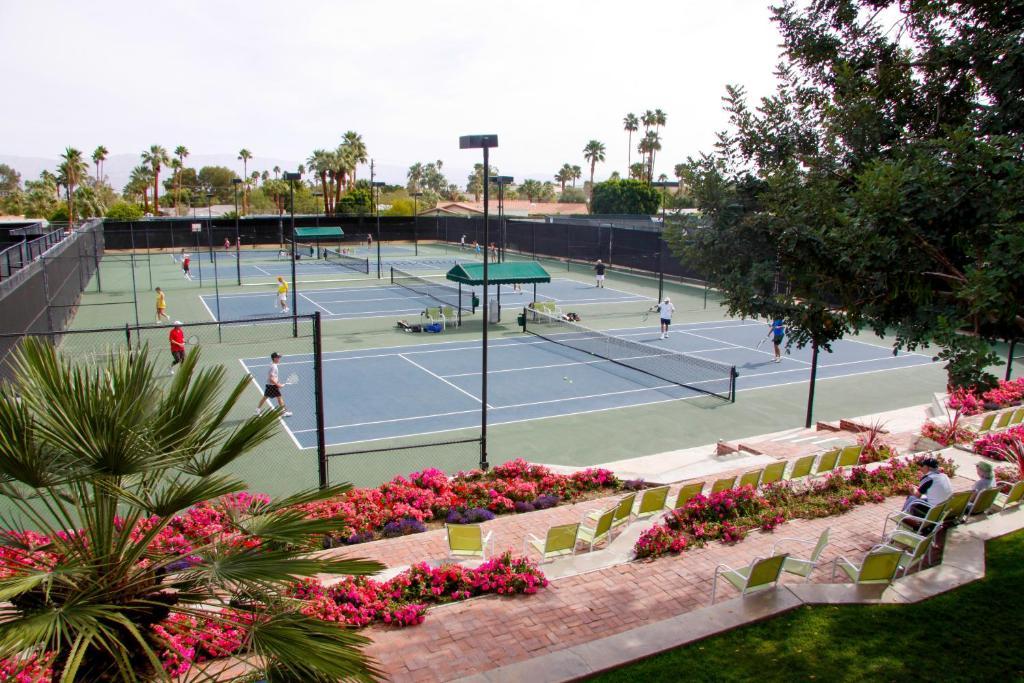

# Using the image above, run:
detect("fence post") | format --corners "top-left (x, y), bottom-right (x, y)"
top-left (313, 311), bottom-right (328, 489)
top-left (124, 322), bottom-right (131, 348)
top-left (41, 257), bottom-right (54, 332)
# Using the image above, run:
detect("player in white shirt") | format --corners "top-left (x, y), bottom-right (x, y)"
top-left (254, 352), bottom-right (292, 417)
top-left (657, 297), bottom-right (675, 339)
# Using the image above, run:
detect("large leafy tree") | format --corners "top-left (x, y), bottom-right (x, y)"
top-left (0, 340), bottom-right (382, 681)
top-left (590, 178), bottom-right (660, 215)
top-left (671, 0), bottom-right (1024, 401)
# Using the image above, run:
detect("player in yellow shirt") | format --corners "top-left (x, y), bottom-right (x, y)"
top-left (276, 276), bottom-right (290, 314)
top-left (155, 287), bottom-right (169, 322)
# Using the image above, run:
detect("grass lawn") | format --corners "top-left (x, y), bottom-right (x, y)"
top-left (590, 529), bottom-right (1024, 682)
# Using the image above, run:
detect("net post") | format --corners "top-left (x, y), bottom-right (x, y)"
top-left (730, 367), bottom-right (737, 403)
top-left (521, 306), bottom-right (527, 333)
top-left (389, 266), bottom-right (395, 285)
top-left (313, 312), bottom-right (328, 489)
top-left (1007, 338), bottom-right (1017, 381)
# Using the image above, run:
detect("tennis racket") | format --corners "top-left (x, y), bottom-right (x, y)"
top-left (641, 305), bottom-right (657, 322)
top-left (186, 335), bottom-right (200, 346)
top-left (283, 373), bottom-right (300, 386)
top-left (755, 337), bottom-right (768, 350)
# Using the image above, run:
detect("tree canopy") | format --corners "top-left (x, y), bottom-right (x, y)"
top-left (669, 0), bottom-right (1024, 390)
top-left (590, 178), bottom-right (660, 215)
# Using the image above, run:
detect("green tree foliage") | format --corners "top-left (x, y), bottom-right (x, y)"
top-left (197, 166), bottom-right (240, 203)
top-left (590, 178), bottom-right (660, 215)
top-left (23, 173), bottom-right (59, 219)
top-left (106, 200), bottom-right (144, 220)
top-left (337, 183), bottom-right (373, 215)
top-left (669, 0), bottom-right (1024, 390)
top-left (559, 187), bottom-right (587, 203)
top-left (0, 163), bottom-right (21, 195)
top-left (518, 179), bottom-right (543, 202)
top-left (0, 341), bottom-right (382, 681)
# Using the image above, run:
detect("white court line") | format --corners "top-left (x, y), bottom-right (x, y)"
top-left (237, 358), bottom-right (303, 449)
top-left (294, 380), bottom-right (680, 435)
top-left (397, 353), bottom-right (491, 408)
top-left (252, 265), bottom-right (274, 276)
top-left (300, 293), bottom-right (334, 315)
top-left (790, 436), bottom-right (821, 443)
top-left (198, 294), bottom-right (219, 322)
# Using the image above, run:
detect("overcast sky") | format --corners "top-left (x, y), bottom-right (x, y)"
top-left (0, 0), bottom-right (784, 185)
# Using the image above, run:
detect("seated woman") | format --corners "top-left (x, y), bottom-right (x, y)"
top-left (971, 461), bottom-right (995, 501)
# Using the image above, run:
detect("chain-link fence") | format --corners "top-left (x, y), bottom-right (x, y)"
top-left (326, 437), bottom-right (483, 488)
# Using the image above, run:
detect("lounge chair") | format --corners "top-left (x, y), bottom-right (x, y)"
top-left (710, 553), bottom-right (789, 604)
top-left (876, 529), bottom-right (939, 577)
top-left (882, 510), bottom-right (945, 558)
top-left (445, 523), bottom-right (494, 562)
top-left (523, 522), bottom-right (580, 563)
top-left (760, 461), bottom-right (787, 486)
top-left (1010, 407), bottom-right (1024, 426)
top-left (814, 448), bottom-right (841, 476)
top-left (882, 501), bottom-right (948, 538)
top-left (578, 508), bottom-right (615, 551)
top-left (994, 410), bottom-right (1013, 430)
top-left (990, 480), bottom-right (1024, 512)
top-left (830, 548), bottom-right (903, 585)
top-left (837, 444), bottom-right (863, 468)
top-left (770, 527), bottom-right (830, 580)
top-left (587, 491), bottom-right (636, 531)
top-left (967, 487), bottom-right (1000, 517)
top-left (941, 490), bottom-right (973, 525)
top-left (737, 469), bottom-right (762, 489)
top-left (710, 476), bottom-right (737, 495)
top-left (666, 482), bottom-right (704, 511)
top-left (633, 486), bottom-right (670, 520)
top-left (787, 454), bottom-right (817, 483)
top-left (974, 413), bottom-right (996, 435)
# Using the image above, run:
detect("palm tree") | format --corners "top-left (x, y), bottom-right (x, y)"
top-left (238, 149), bottom-right (253, 214)
top-left (623, 113), bottom-right (638, 173)
top-left (407, 162), bottom-right (424, 193)
top-left (273, 165), bottom-right (281, 179)
top-left (571, 165), bottom-right (582, 188)
top-left (169, 158), bottom-right (182, 213)
top-left (629, 162), bottom-right (645, 180)
top-left (341, 131), bottom-right (368, 187)
top-left (306, 150), bottom-right (331, 214)
top-left (128, 164), bottom-right (154, 213)
top-left (141, 145), bottom-right (170, 214)
top-left (91, 145), bottom-right (108, 183)
top-left (651, 109), bottom-right (667, 178)
top-left (641, 130), bottom-right (661, 183)
top-left (0, 340), bottom-right (383, 682)
top-left (58, 147), bottom-right (88, 222)
top-left (582, 140), bottom-right (606, 197)
top-left (641, 109), bottom-right (656, 133)
top-left (555, 163), bottom-right (574, 192)
top-left (174, 146), bottom-right (189, 211)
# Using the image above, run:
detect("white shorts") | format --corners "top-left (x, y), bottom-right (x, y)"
top-left (596, 274), bottom-right (605, 282)
top-left (278, 294), bottom-right (287, 304)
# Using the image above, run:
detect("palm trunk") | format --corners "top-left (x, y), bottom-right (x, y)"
top-left (319, 173), bottom-right (329, 214)
top-left (589, 161), bottom-right (596, 197)
top-left (334, 171), bottom-right (343, 213)
top-left (153, 172), bottom-right (160, 214)
top-left (142, 187), bottom-right (149, 214)
top-left (627, 132), bottom-right (632, 173)
top-left (67, 184), bottom-right (74, 223)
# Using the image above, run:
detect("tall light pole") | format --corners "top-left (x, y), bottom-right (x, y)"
top-left (651, 180), bottom-right (678, 303)
top-left (232, 178), bottom-right (242, 285)
top-left (489, 176), bottom-right (513, 262)
top-left (411, 191), bottom-right (423, 256)
top-left (460, 134), bottom-right (498, 472)
top-left (370, 161), bottom-right (385, 279)
top-left (206, 191), bottom-right (223, 334)
top-left (284, 171), bottom-right (302, 337)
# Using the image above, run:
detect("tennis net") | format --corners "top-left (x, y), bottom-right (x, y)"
top-left (391, 267), bottom-right (474, 319)
top-left (523, 308), bottom-right (736, 401)
top-left (324, 248), bottom-right (370, 274)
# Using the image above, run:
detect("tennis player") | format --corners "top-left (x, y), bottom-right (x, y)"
top-left (224, 237), bottom-right (231, 251)
top-left (276, 276), bottom-right (290, 314)
top-left (460, 234), bottom-right (467, 251)
top-left (182, 252), bottom-right (192, 280)
top-left (155, 287), bottom-right (169, 322)
top-left (255, 352), bottom-right (292, 417)
top-left (658, 297), bottom-right (675, 339)
top-left (769, 318), bottom-right (785, 362)
top-left (169, 321), bottom-right (186, 374)
top-left (366, 233), bottom-right (373, 248)
top-left (594, 260), bottom-right (606, 288)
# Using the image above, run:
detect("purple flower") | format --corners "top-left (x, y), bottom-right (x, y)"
top-left (532, 494), bottom-right (560, 510)
top-left (381, 518), bottom-right (427, 538)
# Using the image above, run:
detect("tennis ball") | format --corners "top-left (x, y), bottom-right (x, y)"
top-left (563, 376), bottom-right (573, 383)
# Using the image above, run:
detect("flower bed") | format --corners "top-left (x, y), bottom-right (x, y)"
top-left (920, 416), bottom-right (976, 447)
top-left (300, 459), bottom-right (619, 546)
top-left (634, 455), bottom-right (956, 561)
top-left (974, 426), bottom-right (1024, 461)
top-left (948, 378), bottom-right (1024, 415)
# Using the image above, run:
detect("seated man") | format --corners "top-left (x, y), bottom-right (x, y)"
top-left (902, 457), bottom-right (952, 519)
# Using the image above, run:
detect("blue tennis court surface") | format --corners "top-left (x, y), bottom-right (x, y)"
top-left (240, 319), bottom-right (936, 449)
top-left (202, 278), bottom-right (647, 321)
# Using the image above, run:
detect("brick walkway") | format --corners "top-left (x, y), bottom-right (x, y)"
top-left (353, 471), bottom-right (973, 682)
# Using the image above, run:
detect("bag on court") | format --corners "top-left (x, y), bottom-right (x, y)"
top-left (425, 323), bottom-right (443, 333)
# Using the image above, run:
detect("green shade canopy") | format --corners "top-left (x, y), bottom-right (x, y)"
top-left (445, 261), bottom-right (551, 285)
top-left (293, 227), bottom-right (345, 238)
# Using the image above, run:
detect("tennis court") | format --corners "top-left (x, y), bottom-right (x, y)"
top-left (240, 318), bottom-right (936, 449)
top-left (201, 276), bottom-right (648, 321)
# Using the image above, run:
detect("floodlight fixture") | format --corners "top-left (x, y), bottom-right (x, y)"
top-left (459, 134), bottom-right (498, 149)
top-left (283, 171), bottom-right (302, 181)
